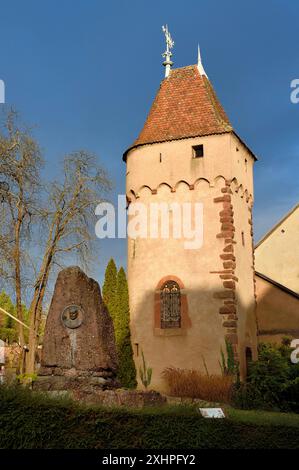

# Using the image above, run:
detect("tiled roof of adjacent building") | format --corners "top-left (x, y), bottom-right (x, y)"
top-left (123, 65), bottom-right (233, 160)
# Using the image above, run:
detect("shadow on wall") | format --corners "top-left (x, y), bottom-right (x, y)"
top-left (130, 283), bottom-right (258, 393)
top-left (255, 273), bottom-right (299, 344)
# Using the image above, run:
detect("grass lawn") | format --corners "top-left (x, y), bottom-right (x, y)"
top-left (0, 387), bottom-right (298, 449)
top-left (130, 402), bottom-right (299, 426)
top-left (226, 407), bottom-right (299, 428)
top-left (135, 403), bottom-right (299, 428)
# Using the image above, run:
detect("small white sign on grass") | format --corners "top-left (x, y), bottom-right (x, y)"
top-left (199, 408), bottom-right (225, 419)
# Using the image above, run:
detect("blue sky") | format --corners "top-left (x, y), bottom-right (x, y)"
top-left (0, 0), bottom-right (298, 285)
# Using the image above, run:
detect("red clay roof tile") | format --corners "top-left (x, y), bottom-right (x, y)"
top-left (123, 65), bottom-right (233, 160)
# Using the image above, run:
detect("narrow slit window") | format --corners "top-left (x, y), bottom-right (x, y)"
top-left (192, 144), bottom-right (204, 158)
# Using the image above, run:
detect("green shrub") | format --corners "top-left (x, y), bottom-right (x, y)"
top-left (248, 343), bottom-right (289, 404)
top-left (281, 377), bottom-right (299, 413)
top-left (0, 291), bottom-right (16, 329)
top-left (233, 341), bottom-right (299, 412)
top-left (0, 327), bottom-right (19, 344)
top-left (0, 291), bottom-right (30, 344)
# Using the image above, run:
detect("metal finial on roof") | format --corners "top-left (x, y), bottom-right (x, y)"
top-left (197, 45), bottom-right (208, 78)
top-left (162, 25), bottom-right (174, 78)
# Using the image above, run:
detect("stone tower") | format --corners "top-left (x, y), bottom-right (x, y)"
top-left (123, 57), bottom-right (258, 392)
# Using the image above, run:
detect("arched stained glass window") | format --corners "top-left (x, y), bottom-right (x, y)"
top-left (160, 280), bottom-right (181, 329)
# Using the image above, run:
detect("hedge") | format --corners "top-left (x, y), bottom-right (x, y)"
top-left (0, 387), bottom-right (298, 449)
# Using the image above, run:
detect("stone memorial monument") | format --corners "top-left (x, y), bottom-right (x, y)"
top-left (35, 266), bottom-right (118, 392)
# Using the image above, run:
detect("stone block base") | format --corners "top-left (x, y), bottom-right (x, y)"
top-left (70, 388), bottom-right (167, 408)
top-left (34, 368), bottom-right (119, 392)
top-left (34, 376), bottom-right (166, 408)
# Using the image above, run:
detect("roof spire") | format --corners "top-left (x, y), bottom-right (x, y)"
top-left (162, 25), bottom-right (174, 78)
top-left (197, 45), bottom-right (208, 78)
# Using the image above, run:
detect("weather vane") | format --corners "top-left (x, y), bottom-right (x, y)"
top-left (162, 25), bottom-right (174, 78)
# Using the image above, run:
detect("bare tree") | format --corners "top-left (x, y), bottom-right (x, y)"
top-left (26, 150), bottom-right (111, 374)
top-left (0, 111), bottom-right (112, 375)
top-left (0, 110), bottom-right (42, 370)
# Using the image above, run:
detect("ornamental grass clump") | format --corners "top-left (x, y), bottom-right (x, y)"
top-left (162, 367), bottom-right (234, 403)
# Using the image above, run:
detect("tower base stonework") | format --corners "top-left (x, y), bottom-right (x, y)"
top-left (34, 266), bottom-right (119, 392)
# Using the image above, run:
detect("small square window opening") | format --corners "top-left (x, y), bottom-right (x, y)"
top-left (192, 144), bottom-right (204, 158)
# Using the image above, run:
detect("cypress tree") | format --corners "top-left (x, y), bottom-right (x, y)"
top-left (115, 267), bottom-right (137, 389)
top-left (102, 258), bottom-right (117, 322)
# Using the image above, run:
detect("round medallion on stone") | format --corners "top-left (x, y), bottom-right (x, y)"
top-left (61, 304), bottom-right (84, 329)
